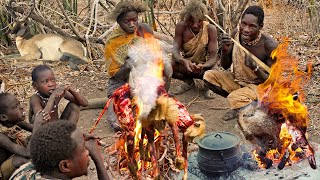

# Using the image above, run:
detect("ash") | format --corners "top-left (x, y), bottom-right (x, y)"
top-left (178, 143), bottom-right (320, 180)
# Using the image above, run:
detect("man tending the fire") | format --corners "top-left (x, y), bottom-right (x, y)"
top-left (99, 0), bottom-right (205, 179)
top-left (204, 5), bottom-right (278, 121)
top-left (99, 1), bottom-right (317, 178)
top-left (104, 0), bottom-right (172, 132)
top-left (203, 4), bottom-right (317, 171)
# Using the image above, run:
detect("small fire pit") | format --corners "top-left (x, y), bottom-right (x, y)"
top-left (236, 39), bottom-right (317, 171)
top-left (178, 143), bottom-right (320, 179)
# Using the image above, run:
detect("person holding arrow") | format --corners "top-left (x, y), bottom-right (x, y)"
top-left (204, 5), bottom-right (278, 120)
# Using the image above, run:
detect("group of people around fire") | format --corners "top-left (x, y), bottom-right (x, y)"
top-left (0, 0), bottom-right (278, 179)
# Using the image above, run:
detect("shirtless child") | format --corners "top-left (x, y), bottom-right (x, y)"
top-left (9, 121), bottom-right (110, 180)
top-left (29, 65), bottom-right (88, 124)
top-left (0, 93), bottom-right (32, 180)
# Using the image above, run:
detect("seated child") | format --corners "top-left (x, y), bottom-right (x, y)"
top-left (10, 121), bottom-right (110, 180)
top-left (29, 65), bottom-right (88, 124)
top-left (0, 93), bottom-right (32, 180)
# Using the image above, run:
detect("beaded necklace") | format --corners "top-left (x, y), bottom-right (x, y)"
top-left (243, 32), bottom-right (261, 46)
top-left (36, 92), bottom-right (57, 113)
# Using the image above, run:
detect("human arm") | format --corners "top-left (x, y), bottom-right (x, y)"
top-left (16, 121), bottom-right (33, 132)
top-left (139, 23), bottom-right (154, 35)
top-left (64, 88), bottom-right (88, 107)
top-left (109, 57), bottom-right (133, 81)
top-left (84, 134), bottom-right (110, 180)
top-left (36, 85), bottom-right (69, 121)
top-left (32, 111), bottom-right (50, 132)
top-left (220, 30), bottom-right (237, 70)
top-left (30, 95), bottom-right (53, 122)
top-left (196, 24), bottom-right (218, 71)
top-left (0, 133), bottom-right (30, 158)
top-left (172, 22), bottom-right (196, 72)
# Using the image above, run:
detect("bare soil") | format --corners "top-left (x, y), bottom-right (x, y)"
top-left (67, 4), bottom-right (320, 179)
top-left (1, 2), bottom-right (319, 180)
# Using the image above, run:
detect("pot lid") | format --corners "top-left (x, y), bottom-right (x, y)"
top-left (196, 131), bottom-right (240, 150)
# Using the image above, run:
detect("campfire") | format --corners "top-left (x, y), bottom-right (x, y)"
top-left (252, 39), bottom-right (316, 169)
top-left (91, 32), bottom-right (205, 179)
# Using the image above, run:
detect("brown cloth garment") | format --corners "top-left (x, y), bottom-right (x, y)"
top-left (204, 32), bottom-right (262, 109)
top-left (231, 32), bottom-right (261, 86)
top-left (182, 21), bottom-right (209, 64)
top-left (0, 124), bottom-right (31, 180)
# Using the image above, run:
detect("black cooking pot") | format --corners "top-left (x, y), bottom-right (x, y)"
top-left (196, 132), bottom-right (242, 175)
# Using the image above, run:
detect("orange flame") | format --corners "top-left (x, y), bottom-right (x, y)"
top-left (258, 38), bottom-right (312, 128)
top-left (254, 38), bottom-right (313, 168)
top-left (132, 32), bottom-right (164, 175)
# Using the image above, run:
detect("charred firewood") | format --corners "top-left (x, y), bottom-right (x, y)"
top-left (308, 155), bottom-right (317, 169)
top-left (257, 155), bottom-right (273, 169)
top-left (278, 152), bottom-right (289, 170)
top-left (291, 143), bottom-right (299, 151)
top-left (139, 128), bottom-right (146, 161)
top-left (296, 151), bottom-right (305, 159)
top-left (258, 150), bottom-right (266, 157)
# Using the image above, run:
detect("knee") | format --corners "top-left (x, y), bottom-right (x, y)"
top-left (203, 70), bottom-right (217, 81)
top-left (68, 102), bottom-right (80, 112)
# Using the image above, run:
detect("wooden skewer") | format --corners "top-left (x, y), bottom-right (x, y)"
top-left (0, 80), bottom-right (5, 93)
top-left (205, 15), bottom-right (271, 73)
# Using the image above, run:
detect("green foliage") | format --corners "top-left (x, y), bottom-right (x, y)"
top-left (0, 6), bottom-right (12, 47)
top-left (63, 0), bottom-right (78, 15)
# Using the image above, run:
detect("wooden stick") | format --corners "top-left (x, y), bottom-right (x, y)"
top-left (0, 80), bottom-right (5, 93)
top-left (205, 15), bottom-right (271, 73)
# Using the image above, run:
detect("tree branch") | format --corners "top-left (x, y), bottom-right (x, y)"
top-left (10, 5), bottom-right (104, 44)
top-left (55, 0), bottom-right (83, 40)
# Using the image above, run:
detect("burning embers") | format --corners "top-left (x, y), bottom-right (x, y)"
top-left (253, 39), bottom-right (316, 170)
top-left (100, 33), bottom-right (205, 179)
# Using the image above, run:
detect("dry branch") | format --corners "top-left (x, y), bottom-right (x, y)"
top-left (7, 2), bottom-right (104, 44)
top-left (0, 80), bottom-right (5, 93)
top-left (81, 97), bottom-right (109, 110)
top-left (55, 0), bottom-right (83, 40)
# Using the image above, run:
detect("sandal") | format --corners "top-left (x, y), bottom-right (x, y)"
top-left (204, 89), bottom-right (216, 99)
top-left (172, 81), bottom-right (195, 95)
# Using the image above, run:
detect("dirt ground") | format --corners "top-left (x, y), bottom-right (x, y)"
top-left (1, 2), bottom-right (319, 180)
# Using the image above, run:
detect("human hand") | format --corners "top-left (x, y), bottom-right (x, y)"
top-left (52, 85), bottom-right (69, 100)
top-left (84, 134), bottom-right (101, 157)
top-left (192, 63), bottom-right (204, 74)
top-left (197, 63), bottom-right (206, 70)
top-left (245, 54), bottom-right (257, 70)
top-left (183, 59), bottom-right (197, 72)
top-left (35, 110), bottom-right (51, 125)
top-left (221, 33), bottom-right (233, 51)
top-left (83, 133), bottom-right (99, 141)
top-left (42, 111), bottom-right (51, 122)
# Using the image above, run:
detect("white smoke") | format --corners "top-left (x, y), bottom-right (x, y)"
top-left (128, 37), bottom-right (165, 120)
